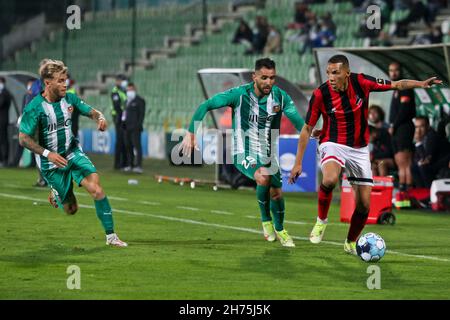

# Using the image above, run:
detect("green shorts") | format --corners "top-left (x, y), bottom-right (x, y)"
top-left (42, 150), bottom-right (97, 204)
top-left (234, 155), bottom-right (282, 188)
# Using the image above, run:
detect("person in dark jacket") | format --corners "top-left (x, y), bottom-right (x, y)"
top-left (388, 62), bottom-right (416, 192)
top-left (122, 82), bottom-right (145, 173)
top-left (232, 19), bottom-right (254, 48)
top-left (0, 77), bottom-right (12, 167)
top-left (111, 74), bottom-right (128, 170)
top-left (412, 116), bottom-right (450, 188)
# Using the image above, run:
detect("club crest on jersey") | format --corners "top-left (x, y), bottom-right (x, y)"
top-left (355, 96), bottom-right (363, 107)
top-left (68, 105), bottom-right (74, 113)
top-left (272, 105), bottom-right (281, 113)
top-left (377, 78), bottom-right (386, 85)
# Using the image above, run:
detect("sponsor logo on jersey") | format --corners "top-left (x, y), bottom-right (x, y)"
top-left (47, 119), bottom-right (72, 132)
top-left (376, 78), bottom-right (386, 85)
top-left (249, 114), bottom-right (258, 122)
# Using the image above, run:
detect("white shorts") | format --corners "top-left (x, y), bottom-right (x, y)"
top-left (318, 142), bottom-right (373, 186)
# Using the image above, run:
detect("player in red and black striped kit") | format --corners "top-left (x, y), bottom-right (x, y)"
top-left (289, 54), bottom-right (441, 255)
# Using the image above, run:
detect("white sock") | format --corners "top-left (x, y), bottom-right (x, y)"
top-left (317, 217), bottom-right (328, 224)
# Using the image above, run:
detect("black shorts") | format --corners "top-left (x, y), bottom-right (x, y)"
top-left (392, 123), bottom-right (414, 153)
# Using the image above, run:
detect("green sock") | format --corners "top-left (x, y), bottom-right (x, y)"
top-left (94, 196), bottom-right (114, 235)
top-left (270, 197), bottom-right (285, 232)
top-left (256, 185), bottom-right (271, 222)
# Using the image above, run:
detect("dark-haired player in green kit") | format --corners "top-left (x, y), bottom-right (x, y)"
top-left (180, 58), bottom-right (304, 247)
top-left (19, 59), bottom-right (127, 247)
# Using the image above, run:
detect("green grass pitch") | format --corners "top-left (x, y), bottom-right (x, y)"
top-left (1, 154), bottom-right (450, 299)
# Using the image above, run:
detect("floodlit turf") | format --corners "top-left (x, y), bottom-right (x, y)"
top-left (1, 154), bottom-right (450, 299)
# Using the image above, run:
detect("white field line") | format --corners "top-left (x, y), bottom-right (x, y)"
top-left (210, 210), bottom-right (234, 215)
top-left (176, 206), bottom-right (199, 211)
top-left (106, 196), bottom-right (127, 201)
top-left (75, 193), bottom-right (127, 201)
top-left (245, 215), bottom-right (346, 227)
top-left (138, 201), bottom-right (161, 206)
top-left (1, 192), bottom-right (449, 263)
top-left (74, 192), bottom-right (89, 197)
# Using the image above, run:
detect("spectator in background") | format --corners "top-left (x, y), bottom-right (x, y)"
top-left (429, 25), bottom-right (443, 43)
top-left (232, 19), bottom-right (254, 52)
top-left (300, 16), bottom-right (335, 54)
top-left (412, 116), bottom-right (450, 188)
top-left (315, 18), bottom-right (336, 48)
top-left (286, 2), bottom-right (312, 42)
top-left (122, 82), bottom-right (145, 174)
top-left (264, 25), bottom-right (283, 54)
top-left (22, 79), bottom-right (35, 113)
top-left (368, 104), bottom-right (389, 129)
top-left (395, 0), bottom-right (433, 37)
top-left (371, 31), bottom-right (393, 47)
top-left (388, 62), bottom-right (415, 192)
top-left (111, 74), bottom-right (128, 170)
top-left (321, 12), bottom-right (336, 36)
top-left (13, 79), bottom-right (35, 167)
top-left (369, 125), bottom-right (395, 177)
top-left (249, 15), bottom-right (270, 55)
top-left (294, 1), bottom-right (308, 25)
top-left (411, 25), bottom-right (443, 45)
top-left (0, 77), bottom-right (12, 167)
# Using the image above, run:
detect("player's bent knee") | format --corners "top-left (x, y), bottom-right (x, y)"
top-left (255, 175), bottom-right (270, 186)
top-left (322, 177), bottom-right (337, 189)
top-left (271, 192), bottom-right (282, 201)
top-left (88, 184), bottom-right (104, 199)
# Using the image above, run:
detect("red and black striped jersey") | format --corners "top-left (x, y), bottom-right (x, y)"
top-left (305, 73), bottom-right (392, 148)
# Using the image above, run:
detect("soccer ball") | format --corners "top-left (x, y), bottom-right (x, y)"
top-left (356, 233), bottom-right (386, 262)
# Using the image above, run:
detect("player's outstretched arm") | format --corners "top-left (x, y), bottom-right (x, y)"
top-left (88, 109), bottom-right (107, 132)
top-left (288, 124), bottom-right (314, 184)
top-left (18, 132), bottom-right (68, 168)
top-left (391, 77), bottom-right (442, 90)
top-left (180, 131), bottom-right (199, 158)
top-left (180, 88), bottom-right (239, 157)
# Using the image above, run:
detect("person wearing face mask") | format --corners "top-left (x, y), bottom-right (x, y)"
top-left (388, 62), bottom-right (416, 207)
top-left (12, 79), bottom-right (36, 167)
top-left (111, 74), bottom-right (128, 170)
top-left (122, 82), bottom-right (145, 173)
top-left (0, 77), bottom-right (12, 167)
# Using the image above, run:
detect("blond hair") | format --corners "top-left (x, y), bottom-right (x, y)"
top-left (39, 59), bottom-right (68, 80)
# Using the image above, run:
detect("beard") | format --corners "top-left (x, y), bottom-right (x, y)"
top-left (257, 84), bottom-right (272, 95)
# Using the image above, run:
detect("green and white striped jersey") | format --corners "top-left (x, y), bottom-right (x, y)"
top-left (189, 82), bottom-right (304, 164)
top-left (19, 92), bottom-right (93, 171)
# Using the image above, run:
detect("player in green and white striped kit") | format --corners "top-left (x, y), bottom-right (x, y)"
top-left (181, 58), bottom-right (304, 247)
top-left (19, 59), bottom-right (127, 247)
